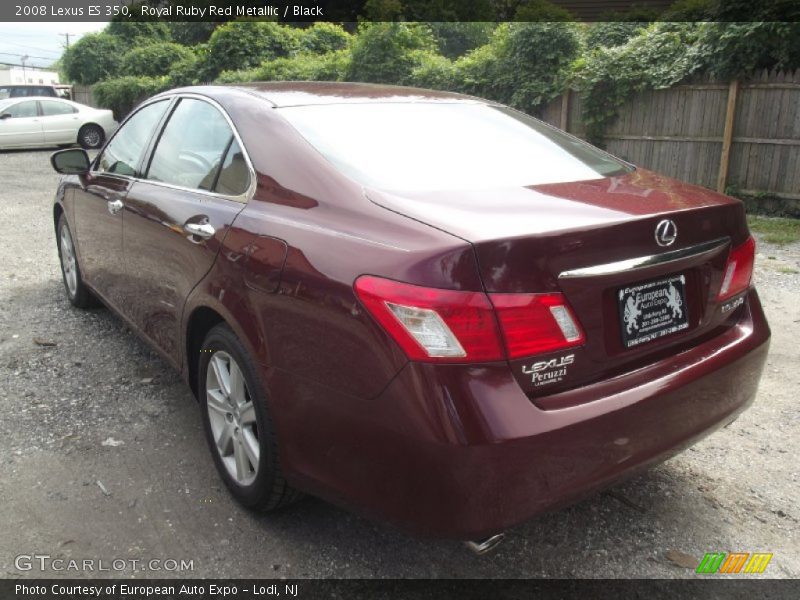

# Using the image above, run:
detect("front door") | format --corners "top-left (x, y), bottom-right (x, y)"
top-left (71, 99), bottom-right (171, 307)
top-left (0, 100), bottom-right (42, 147)
top-left (121, 97), bottom-right (251, 365)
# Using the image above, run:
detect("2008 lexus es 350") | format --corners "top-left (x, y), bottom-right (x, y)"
top-left (50, 82), bottom-right (769, 549)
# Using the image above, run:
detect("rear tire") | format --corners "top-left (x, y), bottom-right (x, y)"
top-left (198, 323), bottom-right (301, 511)
top-left (78, 124), bottom-right (104, 149)
top-left (57, 214), bottom-right (98, 309)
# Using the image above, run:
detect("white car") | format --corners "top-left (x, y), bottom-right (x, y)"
top-left (0, 97), bottom-right (117, 150)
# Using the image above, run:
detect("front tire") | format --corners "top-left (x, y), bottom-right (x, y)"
top-left (199, 324), bottom-right (301, 511)
top-left (57, 214), bottom-right (97, 308)
top-left (78, 124), bottom-right (104, 149)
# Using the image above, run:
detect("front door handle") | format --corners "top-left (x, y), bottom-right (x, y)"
top-left (184, 221), bottom-right (215, 240)
top-left (107, 199), bottom-right (124, 215)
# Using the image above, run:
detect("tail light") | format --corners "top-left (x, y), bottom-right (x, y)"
top-left (354, 275), bottom-right (585, 363)
top-left (490, 293), bottom-right (585, 358)
top-left (718, 236), bottom-right (755, 301)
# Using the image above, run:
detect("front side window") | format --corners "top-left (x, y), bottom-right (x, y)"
top-left (97, 100), bottom-right (169, 177)
top-left (147, 98), bottom-right (247, 194)
top-left (40, 100), bottom-right (77, 116)
top-left (3, 101), bottom-right (38, 118)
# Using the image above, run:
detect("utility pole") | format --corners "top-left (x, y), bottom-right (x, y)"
top-left (20, 54), bottom-right (28, 83)
top-left (59, 33), bottom-right (74, 49)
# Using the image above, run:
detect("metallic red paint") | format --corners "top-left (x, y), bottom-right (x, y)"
top-left (53, 83), bottom-right (770, 539)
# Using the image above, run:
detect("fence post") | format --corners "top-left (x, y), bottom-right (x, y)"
top-left (560, 90), bottom-right (570, 132)
top-left (717, 79), bottom-right (739, 193)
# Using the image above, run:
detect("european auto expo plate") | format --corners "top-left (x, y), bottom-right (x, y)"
top-left (618, 274), bottom-right (689, 348)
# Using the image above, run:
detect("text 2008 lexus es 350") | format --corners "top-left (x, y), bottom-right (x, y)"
top-left (50, 82), bottom-right (769, 547)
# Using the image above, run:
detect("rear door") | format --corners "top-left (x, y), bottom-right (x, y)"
top-left (71, 99), bottom-right (171, 306)
top-left (121, 96), bottom-right (252, 364)
top-left (39, 99), bottom-right (80, 144)
top-left (0, 100), bottom-right (42, 147)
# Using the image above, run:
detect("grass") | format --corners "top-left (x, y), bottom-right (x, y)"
top-left (747, 215), bottom-right (800, 246)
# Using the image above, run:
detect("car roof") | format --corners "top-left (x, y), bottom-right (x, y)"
top-left (173, 82), bottom-right (488, 108)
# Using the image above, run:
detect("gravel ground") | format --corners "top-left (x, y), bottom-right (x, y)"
top-left (0, 149), bottom-right (798, 579)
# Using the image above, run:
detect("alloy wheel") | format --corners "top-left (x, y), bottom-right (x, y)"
top-left (60, 224), bottom-right (78, 297)
top-left (205, 350), bottom-right (260, 485)
top-left (82, 127), bottom-right (101, 148)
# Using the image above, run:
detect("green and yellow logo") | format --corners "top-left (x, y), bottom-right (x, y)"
top-left (696, 552), bottom-right (773, 574)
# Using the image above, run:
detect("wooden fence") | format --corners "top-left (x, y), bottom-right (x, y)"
top-left (71, 84), bottom-right (96, 108)
top-left (541, 69), bottom-right (800, 203)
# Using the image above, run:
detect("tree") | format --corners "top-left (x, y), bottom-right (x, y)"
top-left (347, 23), bottom-right (436, 84)
top-left (61, 33), bottom-right (124, 85)
top-left (202, 21), bottom-right (300, 80)
top-left (168, 22), bottom-right (219, 45)
top-left (299, 23), bottom-right (351, 54)
top-left (429, 23), bottom-right (495, 59)
top-left (119, 43), bottom-right (194, 78)
top-left (106, 21), bottom-right (172, 46)
top-left (454, 22), bottom-right (581, 113)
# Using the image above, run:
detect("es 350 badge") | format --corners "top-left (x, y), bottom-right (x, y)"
top-left (522, 354), bottom-right (575, 387)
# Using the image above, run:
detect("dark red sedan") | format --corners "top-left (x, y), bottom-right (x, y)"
top-left (50, 83), bottom-right (769, 549)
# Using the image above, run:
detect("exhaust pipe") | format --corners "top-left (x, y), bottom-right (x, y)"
top-left (464, 533), bottom-right (505, 555)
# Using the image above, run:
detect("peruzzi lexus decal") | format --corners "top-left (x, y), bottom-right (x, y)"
top-left (522, 354), bottom-right (575, 387)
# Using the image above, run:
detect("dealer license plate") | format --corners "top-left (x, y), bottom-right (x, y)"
top-left (618, 274), bottom-right (689, 348)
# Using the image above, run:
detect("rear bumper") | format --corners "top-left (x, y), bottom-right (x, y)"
top-left (276, 288), bottom-right (770, 539)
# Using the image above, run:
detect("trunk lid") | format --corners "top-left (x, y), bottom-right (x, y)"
top-left (367, 169), bottom-right (751, 405)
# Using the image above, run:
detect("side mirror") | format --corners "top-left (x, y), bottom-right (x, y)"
top-left (51, 148), bottom-right (91, 175)
top-left (0, 113), bottom-right (10, 120)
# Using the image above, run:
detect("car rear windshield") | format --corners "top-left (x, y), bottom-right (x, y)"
top-left (279, 102), bottom-right (632, 192)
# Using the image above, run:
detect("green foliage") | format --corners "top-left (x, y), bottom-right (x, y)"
top-left (119, 43), bottom-right (194, 78)
top-left (347, 23), bottom-right (436, 84)
top-left (747, 215), bottom-right (800, 244)
top-left (429, 23), bottom-right (495, 59)
top-left (408, 52), bottom-right (456, 90)
top-left (661, 0), bottom-right (715, 20)
top-left (168, 22), bottom-right (218, 45)
top-left (93, 75), bottom-right (170, 120)
top-left (454, 22), bottom-right (581, 113)
top-left (586, 22), bottom-right (648, 50)
top-left (203, 21), bottom-right (300, 81)
top-left (167, 52), bottom-right (203, 87)
top-left (61, 33), bottom-right (124, 85)
top-left (577, 23), bottom-right (703, 144)
top-left (106, 21), bottom-right (172, 46)
top-left (694, 22), bottom-right (800, 79)
top-left (72, 8), bottom-right (800, 150)
top-left (578, 17), bottom-right (800, 144)
top-left (299, 23), bottom-right (351, 54)
top-left (513, 0), bottom-right (574, 20)
top-left (217, 50), bottom-right (351, 84)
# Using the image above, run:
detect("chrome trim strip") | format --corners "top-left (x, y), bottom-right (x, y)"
top-left (558, 237), bottom-right (730, 279)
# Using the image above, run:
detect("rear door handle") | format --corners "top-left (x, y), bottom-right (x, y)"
top-left (107, 199), bottom-right (124, 215)
top-left (184, 222), bottom-right (215, 240)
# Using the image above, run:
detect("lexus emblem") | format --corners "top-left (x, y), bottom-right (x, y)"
top-left (655, 219), bottom-right (678, 247)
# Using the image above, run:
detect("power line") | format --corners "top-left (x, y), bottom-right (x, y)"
top-left (0, 51), bottom-right (58, 62)
top-left (0, 41), bottom-right (60, 56)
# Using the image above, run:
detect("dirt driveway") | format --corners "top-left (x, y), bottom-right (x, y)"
top-left (0, 149), bottom-right (798, 578)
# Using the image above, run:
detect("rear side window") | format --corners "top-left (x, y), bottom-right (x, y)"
top-left (3, 101), bottom-right (38, 118)
top-left (146, 98), bottom-right (248, 195)
top-left (97, 100), bottom-right (169, 177)
top-left (40, 100), bottom-right (77, 116)
top-left (214, 140), bottom-right (250, 196)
